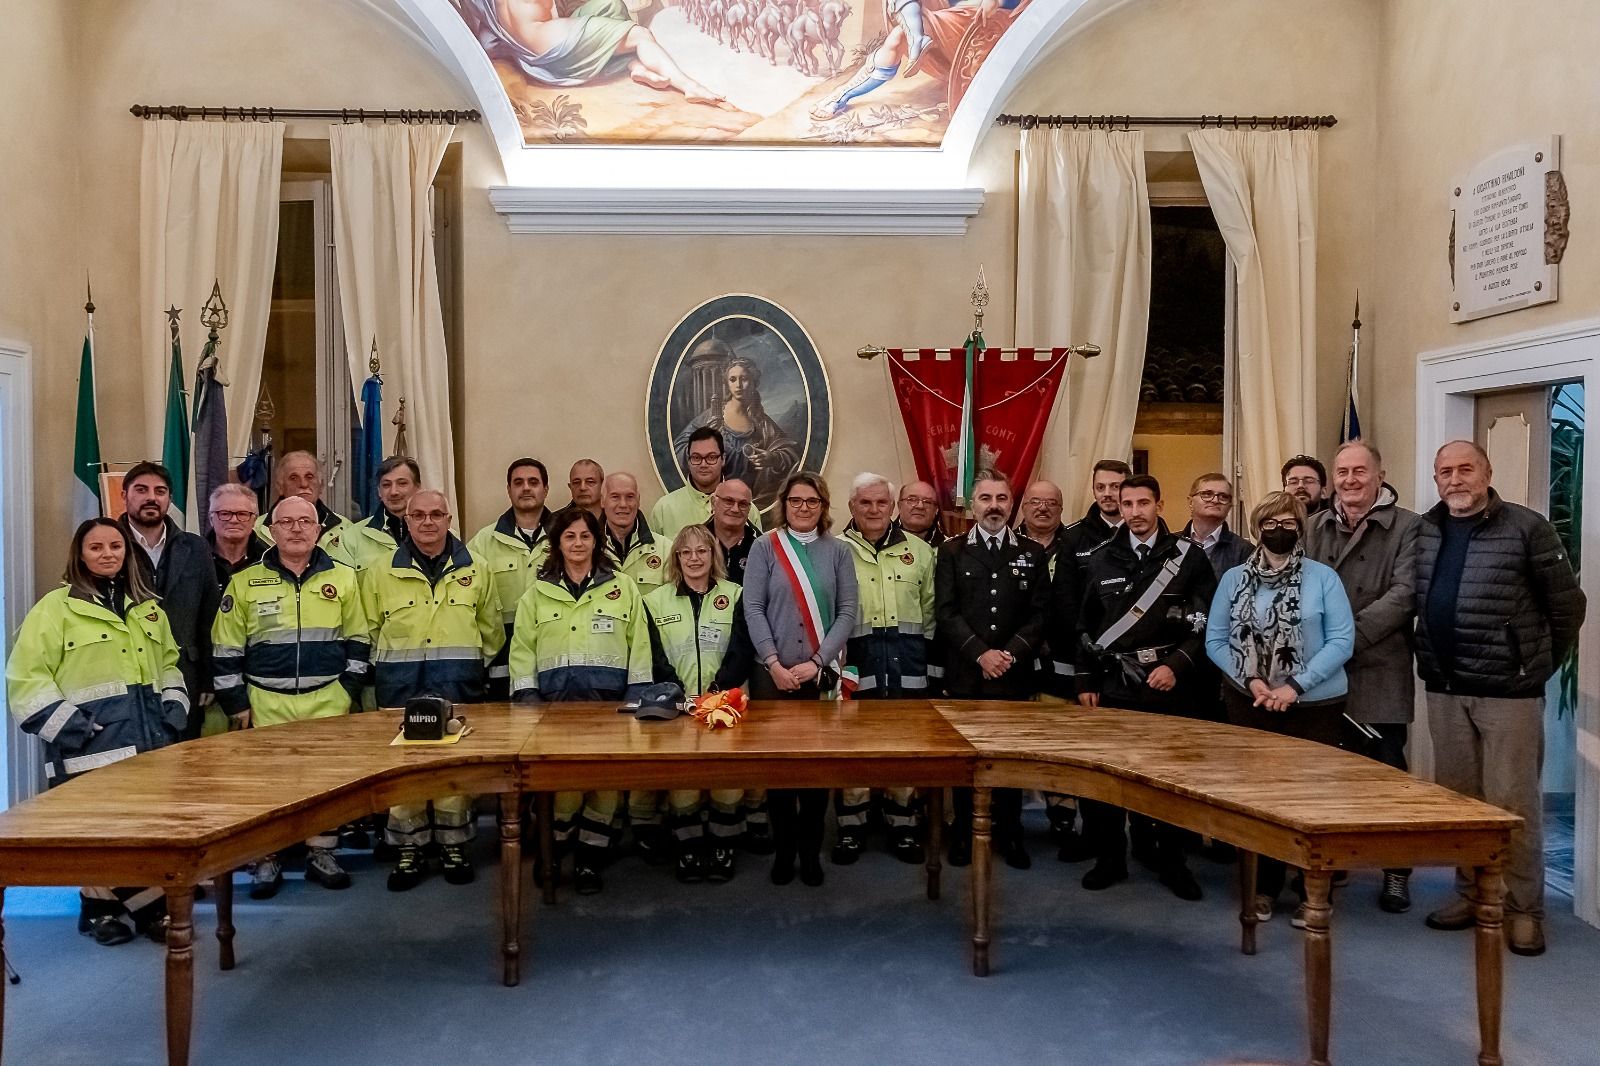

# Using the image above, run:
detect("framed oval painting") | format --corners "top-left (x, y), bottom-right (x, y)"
top-left (647, 294), bottom-right (831, 518)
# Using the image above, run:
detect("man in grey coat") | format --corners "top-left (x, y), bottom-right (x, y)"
top-left (1414, 440), bottom-right (1585, 957)
top-left (1305, 440), bottom-right (1421, 913)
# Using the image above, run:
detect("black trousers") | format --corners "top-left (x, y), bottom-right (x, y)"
top-left (1224, 687), bottom-right (1346, 899)
top-left (748, 672), bottom-right (828, 858)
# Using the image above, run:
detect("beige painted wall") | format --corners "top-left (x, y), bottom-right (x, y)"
top-left (14, 0), bottom-right (1386, 595)
top-left (1132, 432), bottom-right (1225, 530)
top-left (1374, 0), bottom-right (1600, 502)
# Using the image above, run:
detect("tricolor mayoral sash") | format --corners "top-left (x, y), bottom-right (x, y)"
top-left (769, 530), bottom-right (851, 699)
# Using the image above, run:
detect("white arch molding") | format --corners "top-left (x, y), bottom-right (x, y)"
top-left (377, 0), bottom-right (1131, 232)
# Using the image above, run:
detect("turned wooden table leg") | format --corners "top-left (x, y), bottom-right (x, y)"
top-left (1237, 850), bottom-right (1259, 956)
top-left (537, 792), bottom-right (557, 906)
top-left (213, 870), bottom-right (235, 971)
top-left (925, 788), bottom-right (943, 902)
top-left (1473, 864), bottom-right (1506, 1066)
top-left (1301, 869), bottom-right (1333, 1066)
top-left (970, 786), bottom-right (992, 977)
top-left (164, 886), bottom-right (196, 1066)
top-left (499, 792), bottom-right (523, 987)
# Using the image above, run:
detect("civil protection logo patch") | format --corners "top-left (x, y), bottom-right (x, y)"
top-left (606, 587), bottom-right (622, 600)
top-left (712, 594), bottom-right (730, 610)
top-left (220, 595), bottom-right (234, 613)
top-left (321, 584), bottom-right (338, 600)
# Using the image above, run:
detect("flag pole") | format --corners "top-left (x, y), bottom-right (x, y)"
top-left (72, 277), bottom-right (106, 525)
top-left (1341, 291), bottom-right (1362, 443)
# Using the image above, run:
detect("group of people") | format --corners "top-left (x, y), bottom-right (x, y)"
top-left (6, 430), bottom-right (1582, 959)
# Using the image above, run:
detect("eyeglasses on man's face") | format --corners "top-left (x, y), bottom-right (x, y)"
top-left (408, 511), bottom-right (450, 524)
top-left (714, 495), bottom-right (751, 510)
top-left (211, 510), bottom-right (256, 523)
top-left (687, 453), bottom-right (722, 466)
top-left (900, 495), bottom-right (937, 508)
top-left (272, 517), bottom-right (317, 531)
top-left (1192, 490), bottom-right (1232, 503)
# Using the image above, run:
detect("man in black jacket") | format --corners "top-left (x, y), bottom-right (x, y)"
top-left (1416, 441), bottom-right (1585, 956)
top-left (1179, 473), bottom-right (1253, 579)
top-left (120, 462), bottom-right (222, 740)
top-left (1076, 474), bottom-right (1217, 900)
top-left (935, 470), bottom-right (1050, 869)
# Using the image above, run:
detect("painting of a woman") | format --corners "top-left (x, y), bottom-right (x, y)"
top-left (674, 357), bottom-right (801, 509)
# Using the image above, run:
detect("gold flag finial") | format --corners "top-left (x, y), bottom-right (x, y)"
top-left (368, 337), bottom-right (381, 376)
top-left (971, 265), bottom-right (989, 335)
top-left (392, 397), bottom-right (410, 458)
top-left (201, 280), bottom-right (230, 332)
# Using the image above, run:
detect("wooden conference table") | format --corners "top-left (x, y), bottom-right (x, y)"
top-left (0, 700), bottom-right (1519, 1066)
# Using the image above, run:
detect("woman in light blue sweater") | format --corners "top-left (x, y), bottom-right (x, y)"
top-left (1206, 490), bottom-right (1354, 921)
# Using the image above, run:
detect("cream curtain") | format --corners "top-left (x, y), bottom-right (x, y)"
top-left (140, 120), bottom-right (284, 461)
top-left (1189, 129), bottom-right (1318, 510)
top-left (1015, 128), bottom-right (1151, 512)
top-left (329, 123), bottom-right (457, 514)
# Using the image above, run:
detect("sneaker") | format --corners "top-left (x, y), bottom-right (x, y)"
top-left (1290, 902), bottom-right (1330, 930)
top-left (80, 914), bottom-right (135, 946)
top-left (706, 847), bottom-right (736, 883)
top-left (1378, 871), bottom-right (1411, 914)
top-left (742, 824), bottom-right (776, 855)
top-left (305, 848), bottom-right (352, 891)
top-left (830, 833), bottom-right (863, 865)
top-left (573, 861), bottom-right (604, 895)
top-left (249, 856), bottom-right (284, 900)
top-left (387, 846), bottom-right (425, 892)
top-left (140, 914), bottom-right (171, 944)
top-left (676, 850), bottom-right (707, 884)
top-left (441, 844), bottom-right (475, 886)
top-left (1424, 897), bottom-right (1477, 931)
top-left (1252, 894), bottom-right (1274, 923)
top-left (889, 831), bottom-right (925, 865)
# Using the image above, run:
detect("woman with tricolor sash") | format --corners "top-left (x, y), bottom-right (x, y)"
top-left (740, 472), bottom-right (859, 887)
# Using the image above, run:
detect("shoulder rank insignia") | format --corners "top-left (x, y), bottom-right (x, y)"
top-left (713, 594), bottom-right (730, 610)
top-left (321, 583), bottom-right (338, 599)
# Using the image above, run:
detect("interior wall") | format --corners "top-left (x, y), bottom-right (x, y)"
top-left (1375, 0), bottom-right (1600, 503)
top-left (1131, 432), bottom-right (1225, 531)
top-left (24, 0), bottom-right (1381, 596)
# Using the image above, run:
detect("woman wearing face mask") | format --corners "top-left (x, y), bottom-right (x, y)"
top-left (6, 518), bottom-right (189, 946)
top-left (1205, 491), bottom-right (1354, 925)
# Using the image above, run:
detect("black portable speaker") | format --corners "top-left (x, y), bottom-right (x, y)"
top-left (403, 696), bottom-right (452, 741)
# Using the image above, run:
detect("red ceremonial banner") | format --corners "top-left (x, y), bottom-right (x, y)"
top-left (887, 348), bottom-right (1071, 511)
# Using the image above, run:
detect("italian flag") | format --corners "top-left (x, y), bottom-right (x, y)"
top-left (955, 329), bottom-right (982, 506)
top-left (72, 307), bottom-right (103, 526)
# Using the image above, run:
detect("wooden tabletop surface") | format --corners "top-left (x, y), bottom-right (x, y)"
top-left (936, 701), bottom-right (1521, 835)
top-left (0, 705), bottom-right (541, 851)
top-left (522, 699), bottom-right (976, 760)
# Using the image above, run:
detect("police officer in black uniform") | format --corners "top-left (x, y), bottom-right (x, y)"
top-left (1076, 473), bottom-right (1217, 900)
top-left (935, 470), bottom-right (1050, 869)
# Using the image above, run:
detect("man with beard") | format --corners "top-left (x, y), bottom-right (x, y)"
top-left (1282, 454), bottom-right (1330, 516)
top-left (469, 457), bottom-right (556, 698)
top-left (652, 427), bottom-right (725, 541)
top-left (119, 462), bottom-right (220, 739)
top-left (935, 470), bottom-right (1049, 870)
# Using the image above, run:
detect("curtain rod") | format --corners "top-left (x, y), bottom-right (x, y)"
top-left (130, 104), bottom-right (481, 124)
top-left (994, 114), bottom-right (1336, 130)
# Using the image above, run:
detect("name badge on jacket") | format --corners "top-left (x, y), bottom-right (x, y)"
top-left (592, 617), bottom-right (615, 635)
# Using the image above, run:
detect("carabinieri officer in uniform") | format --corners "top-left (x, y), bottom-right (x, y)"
top-left (1075, 473), bottom-right (1217, 901)
top-left (934, 470), bottom-right (1049, 870)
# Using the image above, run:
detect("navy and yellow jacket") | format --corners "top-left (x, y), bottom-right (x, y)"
top-left (509, 564), bottom-right (651, 703)
top-left (362, 536), bottom-right (503, 707)
top-left (7, 587), bottom-right (188, 785)
top-left (212, 547), bottom-right (370, 727)
top-left (841, 524), bottom-right (937, 695)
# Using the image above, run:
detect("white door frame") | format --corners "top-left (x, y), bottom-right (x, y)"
top-left (0, 338), bottom-right (40, 809)
top-left (1417, 316), bottom-right (1600, 928)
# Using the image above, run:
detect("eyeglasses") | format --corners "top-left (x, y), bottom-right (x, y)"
top-left (714, 496), bottom-right (752, 510)
top-left (408, 511), bottom-right (450, 523)
top-left (1192, 490), bottom-right (1233, 503)
top-left (785, 496), bottom-right (823, 509)
top-left (900, 495), bottom-right (937, 507)
top-left (1022, 498), bottom-right (1061, 509)
top-left (1259, 519), bottom-right (1300, 531)
top-left (210, 510), bottom-right (256, 522)
top-left (1283, 477), bottom-right (1322, 488)
top-left (678, 547), bottom-right (711, 558)
top-left (687, 454), bottom-right (722, 466)
top-left (272, 517), bottom-right (317, 531)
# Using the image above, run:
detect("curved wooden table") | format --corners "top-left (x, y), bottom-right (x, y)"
top-left (0, 700), bottom-right (1518, 1066)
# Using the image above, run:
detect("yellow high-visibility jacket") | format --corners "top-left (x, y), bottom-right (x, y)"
top-left (841, 525), bottom-right (937, 695)
top-left (643, 579), bottom-right (744, 696)
top-left (509, 565), bottom-right (651, 702)
top-left (605, 518), bottom-right (667, 591)
top-left (212, 548), bottom-right (370, 727)
top-left (648, 486), bottom-right (714, 544)
top-left (7, 587), bottom-right (188, 785)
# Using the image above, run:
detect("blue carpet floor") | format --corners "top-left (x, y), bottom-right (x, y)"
top-left (5, 813), bottom-right (1597, 1066)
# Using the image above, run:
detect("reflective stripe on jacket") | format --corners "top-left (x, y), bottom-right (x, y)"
top-left (212, 548), bottom-right (370, 727)
top-left (509, 567), bottom-right (652, 702)
top-left (362, 538), bottom-right (504, 707)
top-left (7, 588), bottom-right (187, 784)
top-left (644, 580), bottom-right (742, 696)
top-left (841, 527), bottom-right (936, 695)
